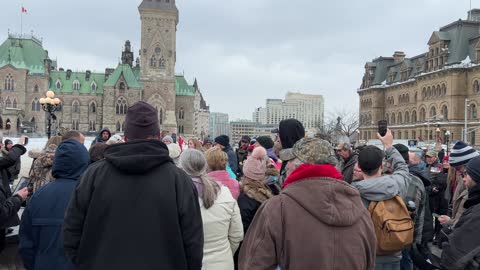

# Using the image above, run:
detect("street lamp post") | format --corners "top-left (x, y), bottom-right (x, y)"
top-left (464, 98), bottom-right (470, 142)
top-left (445, 131), bottom-right (451, 156)
top-left (427, 114), bottom-right (444, 146)
top-left (39, 91), bottom-right (61, 139)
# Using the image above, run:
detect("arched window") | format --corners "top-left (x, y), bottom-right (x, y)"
top-left (420, 108), bottom-right (426, 121)
top-left (442, 105), bottom-right (448, 120)
top-left (72, 100), bottom-right (80, 114)
top-left (385, 113), bottom-right (389, 123)
top-left (5, 97), bottom-right (11, 108)
top-left (398, 112), bottom-right (403, 124)
top-left (405, 111), bottom-right (410, 123)
top-left (116, 97), bottom-right (128, 115)
top-left (414, 92), bottom-right (418, 101)
top-left (430, 106), bottom-right (437, 118)
top-left (31, 98), bottom-right (40, 112)
top-left (474, 80), bottom-right (480, 93)
top-left (73, 80), bottom-right (80, 91)
top-left (159, 57), bottom-right (166, 69)
top-left (91, 82), bottom-right (97, 92)
top-left (471, 104), bottom-right (478, 119)
top-left (56, 80), bottom-right (62, 90)
top-left (116, 121), bottom-right (121, 132)
top-left (12, 99), bottom-right (17, 109)
top-left (391, 114), bottom-right (396, 125)
top-left (119, 82), bottom-right (126, 91)
top-left (4, 74), bottom-right (14, 91)
top-left (90, 102), bottom-right (96, 113)
top-left (398, 131), bottom-right (402, 139)
top-left (442, 84), bottom-right (447, 96)
top-left (427, 87), bottom-right (432, 98)
top-left (34, 84), bottom-right (39, 92)
top-left (179, 107), bottom-right (185, 120)
top-left (150, 56), bottom-right (157, 68)
top-left (412, 110), bottom-right (417, 123)
top-left (422, 88), bottom-right (426, 99)
top-left (406, 93), bottom-right (410, 103)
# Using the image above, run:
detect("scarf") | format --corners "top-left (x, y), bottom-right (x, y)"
top-left (241, 176), bottom-right (273, 203)
top-left (283, 163), bottom-right (343, 188)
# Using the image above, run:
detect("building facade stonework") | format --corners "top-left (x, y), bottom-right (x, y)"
top-left (359, 10), bottom-right (480, 147)
top-left (0, 0), bottom-right (209, 138)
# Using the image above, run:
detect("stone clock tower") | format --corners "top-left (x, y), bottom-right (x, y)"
top-left (138, 0), bottom-right (178, 131)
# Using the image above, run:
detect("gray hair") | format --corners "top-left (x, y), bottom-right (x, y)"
top-left (179, 149), bottom-right (220, 209)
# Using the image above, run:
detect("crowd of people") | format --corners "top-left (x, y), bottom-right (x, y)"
top-left (0, 101), bottom-right (479, 269)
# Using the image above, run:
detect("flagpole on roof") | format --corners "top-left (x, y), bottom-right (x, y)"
top-left (21, 2), bottom-right (23, 37)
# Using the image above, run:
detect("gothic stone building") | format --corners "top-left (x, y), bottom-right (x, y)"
top-left (359, 10), bottom-right (480, 147)
top-left (0, 0), bottom-right (209, 139)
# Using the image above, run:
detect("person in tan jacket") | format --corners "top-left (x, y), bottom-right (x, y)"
top-left (238, 138), bottom-right (376, 270)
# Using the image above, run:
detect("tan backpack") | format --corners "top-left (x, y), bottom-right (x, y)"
top-left (368, 195), bottom-right (414, 255)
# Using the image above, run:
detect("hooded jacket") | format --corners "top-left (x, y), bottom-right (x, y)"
top-left (19, 139), bottom-right (90, 270)
top-left (239, 164), bottom-right (376, 270)
top-left (0, 144), bottom-right (26, 251)
top-left (341, 152), bottom-right (358, 184)
top-left (90, 128), bottom-right (111, 147)
top-left (63, 140), bottom-right (203, 270)
top-left (442, 184), bottom-right (480, 269)
top-left (352, 147), bottom-right (410, 265)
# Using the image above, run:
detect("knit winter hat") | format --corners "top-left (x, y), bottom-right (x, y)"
top-left (163, 135), bottom-right (174, 144)
top-left (466, 156), bottom-right (480, 184)
top-left (256, 136), bottom-right (274, 149)
top-left (215, 135), bottom-right (230, 147)
top-left (449, 141), bottom-right (480, 167)
top-left (393, 144), bottom-right (409, 163)
top-left (243, 147), bottom-right (267, 181)
top-left (358, 146), bottom-right (384, 174)
top-left (240, 135), bottom-right (251, 143)
top-left (124, 101), bottom-right (160, 140)
top-left (167, 143), bottom-right (181, 159)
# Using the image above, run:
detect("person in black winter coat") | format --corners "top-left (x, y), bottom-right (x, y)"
top-left (89, 128), bottom-right (111, 147)
top-left (215, 135), bottom-right (238, 174)
top-left (277, 119), bottom-right (305, 184)
top-left (19, 139), bottom-right (90, 270)
top-left (63, 102), bottom-right (203, 270)
top-left (442, 156), bottom-right (480, 269)
top-left (0, 136), bottom-right (28, 253)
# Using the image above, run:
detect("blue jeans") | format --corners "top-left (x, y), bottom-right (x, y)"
top-left (400, 248), bottom-right (413, 270)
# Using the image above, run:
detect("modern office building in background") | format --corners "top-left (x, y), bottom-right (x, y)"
top-left (253, 92), bottom-right (325, 129)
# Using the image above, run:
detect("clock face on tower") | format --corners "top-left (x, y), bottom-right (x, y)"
top-left (155, 47), bottom-right (161, 54)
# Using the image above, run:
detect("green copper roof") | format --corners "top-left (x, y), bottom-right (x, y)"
top-left (0, 36), bottom-right (49, 74)
top-left (49, 71), bottom-right (106, 94)
top-left (175, 75), bottom-right (195, 96)
top-left (104, 64), bottom-right (141, 88)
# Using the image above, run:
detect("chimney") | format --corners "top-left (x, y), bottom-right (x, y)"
top-left (86, 70), bottom-right (91, 81)
top-left (105, 68), bottom-right (114, 81)
top-left (66, 69), bottom-right (72, 80)
top-left (468, 9), bottom-right (480, 21)
top-left (393, 51), bottom-right (406, 63)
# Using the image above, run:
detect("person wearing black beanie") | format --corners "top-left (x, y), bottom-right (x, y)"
top-left (215, 135), bottom-right (238, 174)
top-left (278, 119), bottom-right (305, 150)
top-left (442, 156), bottom-right (480, 269)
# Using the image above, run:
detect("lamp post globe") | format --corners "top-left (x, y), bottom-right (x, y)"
top-left (41, 91), bottom-right (61, 139)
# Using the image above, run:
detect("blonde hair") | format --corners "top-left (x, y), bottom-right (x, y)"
top-left (204, 147), bottom-right (228, 172)
top-left (179, 149), bottom-right (220, 209)
top-left (188, 139), bottom-right (204, 151)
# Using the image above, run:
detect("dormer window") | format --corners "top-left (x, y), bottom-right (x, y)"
top-left (119, 82), bottom-right (126, 91)
top-left (73, 80), bottom-right (80, 91)
top-left (91, 81), bottom-right (98, 92)
top-left (56, 80), bottom-right (62, 90)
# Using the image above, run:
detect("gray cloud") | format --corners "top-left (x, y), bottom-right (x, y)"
top-left (0, 0), bottom-right (473, 119)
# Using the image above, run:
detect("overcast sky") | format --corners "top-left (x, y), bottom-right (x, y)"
top-left (0, 0), bottom-right (475, 120)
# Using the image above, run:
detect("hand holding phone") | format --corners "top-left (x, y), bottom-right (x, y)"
top-left (378, 120), bottom-right (388, 137)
